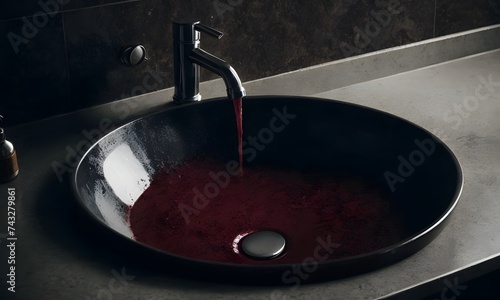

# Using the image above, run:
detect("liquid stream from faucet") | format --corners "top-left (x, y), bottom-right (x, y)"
top-left (233, 97), bottom-right (243, 173)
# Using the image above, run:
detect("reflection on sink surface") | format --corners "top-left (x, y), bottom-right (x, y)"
top-left (72, 96), bottom-right (462, 283)
top-left (103, 143), bottom-right (151, 205)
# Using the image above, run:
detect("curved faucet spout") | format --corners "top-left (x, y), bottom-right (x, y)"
top-left (189, 48), bottom-right (246, 100)
top-left (172, 20), bottom-right (246, 104)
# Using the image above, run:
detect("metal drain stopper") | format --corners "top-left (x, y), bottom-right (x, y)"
top-left (241, 231), bottom-right (286, 259)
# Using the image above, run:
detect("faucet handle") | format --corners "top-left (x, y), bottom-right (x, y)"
top-left (194, 23), bottom-right (223, 39)
top-left (173, 19), bottom-right (224, 42)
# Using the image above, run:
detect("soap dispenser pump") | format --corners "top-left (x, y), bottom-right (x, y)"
top-left (0, 116), bottom-right (19, 183)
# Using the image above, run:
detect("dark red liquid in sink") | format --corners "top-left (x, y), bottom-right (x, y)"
top-left (233, 97), bottom-right (243, 171)
top-left (128, 156), bottom-right (409, 265)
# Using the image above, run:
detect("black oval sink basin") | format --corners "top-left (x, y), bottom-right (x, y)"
top-left (72, 96), bottom-right (462, 284)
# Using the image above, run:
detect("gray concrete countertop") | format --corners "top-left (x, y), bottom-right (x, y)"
top-left (314, 49), bottom-right (500, 299)
top-left (1, 26), bottom-right (499, 299)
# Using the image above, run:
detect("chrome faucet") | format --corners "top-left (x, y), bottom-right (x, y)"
top-left (172, 19), bottom-right (246, 103)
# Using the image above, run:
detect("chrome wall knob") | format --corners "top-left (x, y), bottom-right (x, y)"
top-left (121, 45), bottom-right (147, 66)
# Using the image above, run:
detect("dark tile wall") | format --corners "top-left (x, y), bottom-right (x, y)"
top-left (64, 0), bottom-right (170, 108)
top-left (1, 0), bottom-right (499, 125)
top-left (435, 0), bottom-right (500, 36)
top-left (65, 0), bottom-right (140, 11)
top-left (0, 0), bottom-right (139, 21)
top-left (0, 13), bottom-right (70, 123)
